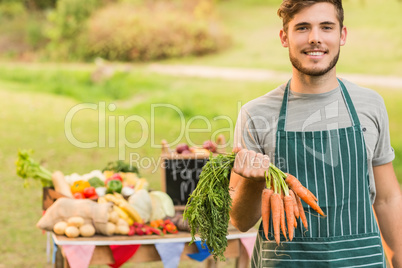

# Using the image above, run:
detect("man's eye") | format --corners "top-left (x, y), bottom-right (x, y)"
top-left (297, 27), bottom-right (307, 31)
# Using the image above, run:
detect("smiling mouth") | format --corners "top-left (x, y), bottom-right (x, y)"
top-left (304, 51), bottom-right (327, 56)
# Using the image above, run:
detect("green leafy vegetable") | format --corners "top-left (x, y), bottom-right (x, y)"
top-left (183, 153), bottom-right (235, 262)
top-left (15, 149), bottom-right (53, 187)
top-left (102, 160), bottom-right (140, 175)
top-left (88, 176), bottom-right (105, 188)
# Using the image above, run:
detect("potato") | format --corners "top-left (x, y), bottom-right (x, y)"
top-left (116, 225), bottom-right (129, 235)
top-left (67, 216), bottom-right (85, 227)
top-left (79, 224), bottom-right (96, 237)
top-left (108, 210), bottom-right (119, 224)
top-left (65, 226), bottom-right (80, 238)
top-left (116, 218), bottom-right (129, 227)
top-left (53, 221), bottom-right (68, 235)
top-left (105, 222), bottom-right (116, 236)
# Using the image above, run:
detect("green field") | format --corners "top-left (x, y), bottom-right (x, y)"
top-left (1, 0), bottom-right (401, 267)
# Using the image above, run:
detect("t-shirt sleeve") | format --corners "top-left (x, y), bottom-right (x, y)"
top-left (233, 106), bottom-right (265, 154)
top-left (372, 97), bottom-right (395, 166)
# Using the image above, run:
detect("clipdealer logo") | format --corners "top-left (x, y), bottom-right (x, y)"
top-left (300, 100), bottom-right (342, 167)
top-left (64, 101), bottom-right (239, 162)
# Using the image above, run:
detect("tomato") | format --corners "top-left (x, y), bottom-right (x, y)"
top-left (83, 186), bottom-right (96, 198)
top-left (87, 193), bottom-right (99, 200)
top-left (73, 192), bottom-right (85, 199)
top-left (110, 173), bottom-right (123, 182)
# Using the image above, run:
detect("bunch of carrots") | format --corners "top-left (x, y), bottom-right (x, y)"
top-left (263, 164), bottom-right (325, 245)
top-left (184, 152), bottom-right (326, 261)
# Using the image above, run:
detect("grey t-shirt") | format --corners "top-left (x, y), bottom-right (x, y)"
top-left (234, 79), bottom-right (395, 203)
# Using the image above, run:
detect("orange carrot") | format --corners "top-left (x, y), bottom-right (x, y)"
top-left (285, 174), bottom-right (317, 199)
top-left (270, 193), bottom-right (281, 245)
top-left (285, 174), bottom-right (325, 216)
top-left (284, 195), bottom-right (294, 241)
top-left (289, 190), bottom-right (299, 219)
top-left (261, 188), bottom-right (274, 240)
top-left (295, 193), bottom-right (308, 229)
top-left (279, 195), bottom-right (287, 241)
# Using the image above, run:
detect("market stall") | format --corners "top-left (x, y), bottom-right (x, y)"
top-left (52, 226), bottom-right (257, 268)
top-left (16, 137), bottom-right (257, 268)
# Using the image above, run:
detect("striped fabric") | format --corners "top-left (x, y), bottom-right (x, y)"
top-left (251, 79), bottom-right (386, 267)
top-left (254, 229), bottom-right (384, 267)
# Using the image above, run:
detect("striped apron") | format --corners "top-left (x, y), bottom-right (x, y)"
top-left (251, 79), bottom-right (386, 267)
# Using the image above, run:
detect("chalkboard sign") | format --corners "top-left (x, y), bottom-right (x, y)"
top-left (161, 154), bottom-right (209, 206)
top-left (160, 135), bottom-right (228, 206)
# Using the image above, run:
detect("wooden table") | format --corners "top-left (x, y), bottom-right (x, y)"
top-left (53, 228), bottom-right (257, 268)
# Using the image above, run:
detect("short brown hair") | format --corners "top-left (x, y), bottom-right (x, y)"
top-left (277, 0), bottom-right (344, 32)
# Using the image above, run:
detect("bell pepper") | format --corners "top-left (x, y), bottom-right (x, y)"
top-left (106, 179), bottom-right (123, 194)
top-left (103, 170), bottom-right (114, 180)
top-left (71, 180), bottom-right (91, 194)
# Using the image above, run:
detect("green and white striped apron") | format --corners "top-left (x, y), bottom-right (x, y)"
top-left (251, 79), bottom-right (386, 267)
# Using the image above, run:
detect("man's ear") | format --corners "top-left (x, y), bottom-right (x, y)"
top-left (279, 29), bottom-right (288, 47)
top-left (340, 26), bottom-right (347, 46)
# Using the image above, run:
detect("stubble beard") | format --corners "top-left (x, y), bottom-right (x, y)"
top-left (289, 49), bottom-right (340, 77)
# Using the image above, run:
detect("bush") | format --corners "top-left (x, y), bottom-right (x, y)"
top-left (44, 0), bottom-right (103, 60)
top-left (0, 1), bottom-right (26, 19)
top-left (83, 1), bottom-right (231, 61)
top-left (0, 2), bottom-right (49, 60)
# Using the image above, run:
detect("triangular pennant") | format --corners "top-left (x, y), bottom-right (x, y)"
top-left (108, 244), bottom-right (140, 268)
top-left (240, 236), bottom-right (256, 259)
top-left (187, 240), bottom-right (211, 262)
top-left (155, 242), bottom-right (185, 268)
top-left (62, 245), bottom-right (95, 268)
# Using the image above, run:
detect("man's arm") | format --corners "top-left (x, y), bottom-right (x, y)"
top-left (229, 149), bottom-right (269, 232)
top-left (373, 162), bottom-right (402, 267)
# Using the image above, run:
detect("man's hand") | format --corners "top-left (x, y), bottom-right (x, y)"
top-left (232, 149), bottom-right (270, 182)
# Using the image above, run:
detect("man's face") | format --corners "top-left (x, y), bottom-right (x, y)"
top-left (280, 3), bottom-right (347, 76)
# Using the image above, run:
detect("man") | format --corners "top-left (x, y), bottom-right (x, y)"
top-left (229, 0), bottom-right (402, 267)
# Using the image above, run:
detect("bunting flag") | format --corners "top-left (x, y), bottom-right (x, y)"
top-left (62, 245), bottom-right (95, 268)
top-left (240, 237), bottom-right (256, 259)
top-left (187, 241), bottom-right (211, 262)
top-left (108, 244), bottom-right (141, 268)
top-left (155, 242), bottom-right (185, 268)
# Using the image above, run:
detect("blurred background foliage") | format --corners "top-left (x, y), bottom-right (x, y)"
top-left (0, 0), bottom-right (233, 61)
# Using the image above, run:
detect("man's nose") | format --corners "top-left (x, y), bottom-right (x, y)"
top-left (309, 27), bottom-right (321, 44)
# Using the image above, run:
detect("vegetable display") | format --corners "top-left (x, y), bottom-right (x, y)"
top-left (17, 149), bottom-right (181, 239)
top-left (183, 153), bottom-right (325, 261)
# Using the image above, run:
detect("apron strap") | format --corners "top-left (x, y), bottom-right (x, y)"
top-left (277, 80), bottom-right (290, 131)
top-left (277, 78), bottom-right (361, 131)
top-left (338, 78), bottom-right (361, 127)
